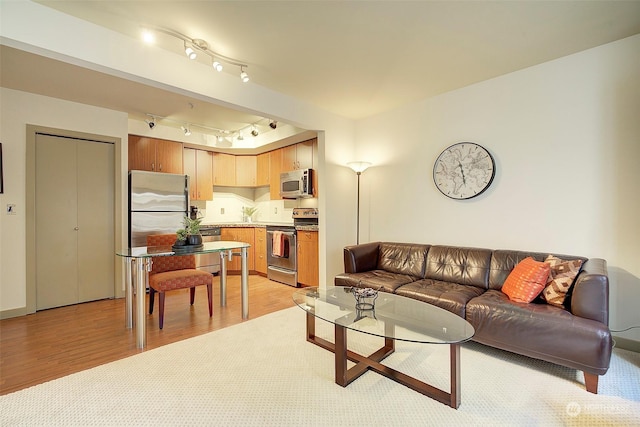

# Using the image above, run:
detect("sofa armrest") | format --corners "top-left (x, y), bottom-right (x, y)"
top-left (570, 258), bottom-right (609, 325)
top-left (343, 242), bottom-right (380, 273)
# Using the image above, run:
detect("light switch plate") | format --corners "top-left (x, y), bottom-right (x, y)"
top-left (7, 204), bottom-right (16, 215)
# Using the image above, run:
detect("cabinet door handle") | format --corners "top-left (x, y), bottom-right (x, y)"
top-left (159, 163), bottom-right (163, 171)
top-left (151, 162), bottom-right (155, 171)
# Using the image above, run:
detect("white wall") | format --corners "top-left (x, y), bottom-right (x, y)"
top-left (0, 88), bottom-right (129, 312)
top-left (355, 34), bottom-right (640, 343)
top-left (0, 1), bottom-right (357, 314)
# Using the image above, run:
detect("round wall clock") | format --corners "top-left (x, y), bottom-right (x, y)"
top-left (433, 142), bottom-right (495, 200)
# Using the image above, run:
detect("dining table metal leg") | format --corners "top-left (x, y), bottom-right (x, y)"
top-left (135, 258), bottom-right (151, 349)
top-left (241, 247), bottom-right (249, 319)
top-left (219, 251), bottom-right (228, 307)
top-left (124, 258), bottom-right (133, 329)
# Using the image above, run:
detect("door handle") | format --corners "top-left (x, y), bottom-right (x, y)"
top-left (74, 226), bottom-right (79, 231)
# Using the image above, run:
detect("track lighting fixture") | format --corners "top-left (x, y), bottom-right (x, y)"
top-left (184, 42), bottom-right (197, 60)
top-left (182, 125), bottom-right (192, 136)
top-left (251, 126), bottom-right (259, 137)
top-left (269, 120), bottom-right (277, 129)
top-left (240, 67), bottom-right (250, 83)
top-left (143, 27), bottom-right (248, 81)
top-left (237, 132), bottom-right (244, 141)
top-left (145, 115), bottom-right (156, 129)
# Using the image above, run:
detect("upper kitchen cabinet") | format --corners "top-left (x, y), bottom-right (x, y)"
top-left (256, 152), bottom-right (270, 186)
top-left (128, 135), bottom-right (183, 174)
top-left (183, 148), bottom-right (213, 201)
top-left (235, 156), bottom-right (257, 187)
top-left (213, 152), bottom-right (236, 186)
top-left (269, 148), bottom-right (284, 200)
top-left (282, 139), bottom-right (314, 172)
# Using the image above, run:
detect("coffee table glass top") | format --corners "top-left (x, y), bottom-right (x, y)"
top-left (293, 286), bottom-right (474, 344)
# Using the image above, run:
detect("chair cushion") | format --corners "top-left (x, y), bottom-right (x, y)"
top-left (149, 269), bottom-right (212, 292)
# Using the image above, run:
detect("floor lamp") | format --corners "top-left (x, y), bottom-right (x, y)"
top-left (347, 161), bottom-right (372, 244)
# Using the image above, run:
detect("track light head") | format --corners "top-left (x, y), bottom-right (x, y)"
top-left (145, 116), bottom-right (156, 129)
top-left (184, 42), bottom-right (196, 60)
top-left (212, 60), bottom-right (223, 72)
top-left (269, 120), bottom-right (277, 129)
top-left (240, 67), bottom-right (249, 83)
top-left (181, 125), bottom-right (191, 136)
top-left (251, 126), bottom-right (259, 137)
top-left (237, 132), bottom-right (244, 141)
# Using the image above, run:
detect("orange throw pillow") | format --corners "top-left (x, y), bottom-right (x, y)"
top-left (502, 257), bottom-right (551, 303)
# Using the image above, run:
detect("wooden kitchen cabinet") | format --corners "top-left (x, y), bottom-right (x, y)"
top-left (256, 152), bottom-right (270, 186)
top-left (213, 152), bottom-right (236, 186)
top-left (183, 148), bottom-right (213, 201)
top-left (235, 156), bottom-right (257, 187)
top-left (220, 227), bottom-right (255, 271)
top-left (297, 230), bottom-right (318, 287)
top-left (254, 227), bottom-right (267, 275)
top-left (282, 140), bottom-right (314, 172)
top-left (128, 135), bottom-right (183, 173)
top-left (269, 148), bottom-right (284, 200)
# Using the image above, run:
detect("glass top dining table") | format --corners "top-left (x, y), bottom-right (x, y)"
top-left (116, 241), bottom-right (250, 349)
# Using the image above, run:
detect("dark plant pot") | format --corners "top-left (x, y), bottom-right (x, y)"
top-left (174, 239), bottom-right (187, 247)
top-left (187, 234), bottom-right (202, 246)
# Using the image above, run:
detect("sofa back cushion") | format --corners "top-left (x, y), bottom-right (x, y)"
top-left (378, 243), bottom-right (430, 279)
top-left (425, 246), bottom-right (492, 289)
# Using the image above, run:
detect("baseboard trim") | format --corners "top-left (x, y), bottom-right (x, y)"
top-left (613, 335), bottom-right (640, 353)
top-left (0, 306), bottom-right (28, 320)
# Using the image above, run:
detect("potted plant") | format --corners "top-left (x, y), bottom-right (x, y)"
top-left (182, 215), bottom-right (203, 245)
top-left (174, 228), bottom-right (188, 246)
top-left (242, 206), bottom-right (258, 223)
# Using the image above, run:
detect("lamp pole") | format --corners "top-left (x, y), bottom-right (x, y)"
top-left (355, 171), bottom-right (362, 244)
top-left (347, 162), bottom-right (372, 245)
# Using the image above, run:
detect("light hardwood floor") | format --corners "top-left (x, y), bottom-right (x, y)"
top-left (0, 275), bottom-right (298, 395)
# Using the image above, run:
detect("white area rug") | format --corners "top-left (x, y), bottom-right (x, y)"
top-left (2, 307), bottom-right (639, 426)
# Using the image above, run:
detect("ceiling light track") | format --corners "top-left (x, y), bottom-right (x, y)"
top-left (144, 26), bottom-right (249, 82)
top-left (143, 113), bottom-right (279, 144)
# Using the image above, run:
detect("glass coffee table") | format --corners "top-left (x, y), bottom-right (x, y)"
top-left (293, 286), bottom-right (475, 409)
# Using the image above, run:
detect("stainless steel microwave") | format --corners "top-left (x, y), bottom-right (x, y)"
top-left (280, 168), bottom-right (313, 198)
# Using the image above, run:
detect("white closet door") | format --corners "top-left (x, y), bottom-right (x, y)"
top-left (35, 134), bottom-right (114, 310)
top-left (77, 140), bottom-right (114, 303)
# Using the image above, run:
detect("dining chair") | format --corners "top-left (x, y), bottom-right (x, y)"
top-left (146, 234), bottom-right (213, 329)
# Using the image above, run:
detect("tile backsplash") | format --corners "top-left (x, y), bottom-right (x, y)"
top-left (194, 187), bottom-right (316, 225)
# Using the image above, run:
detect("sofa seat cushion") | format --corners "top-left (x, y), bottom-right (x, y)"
top-left (466, 290), bottom-right (612, 374)
top-left (396, 280), bottom-right (484, 317)
top-left (334, 270), bottom-right (417, 293)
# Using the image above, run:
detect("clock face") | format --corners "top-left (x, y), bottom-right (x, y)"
top-left (433, 142), bottom-right (495, 200)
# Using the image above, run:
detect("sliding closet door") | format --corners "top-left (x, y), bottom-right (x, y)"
top-left (35, 134), bottom-right (114, 310)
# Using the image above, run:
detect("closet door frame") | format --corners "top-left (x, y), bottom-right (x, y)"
top-left (25, 125), bottom-right (123, 315)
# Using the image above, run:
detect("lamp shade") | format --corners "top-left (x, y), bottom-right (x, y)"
top-left (347, 161), bottom-right (372, 173)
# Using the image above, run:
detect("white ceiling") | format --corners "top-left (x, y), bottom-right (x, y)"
top-left (4, 1), bottom-right (640, 138)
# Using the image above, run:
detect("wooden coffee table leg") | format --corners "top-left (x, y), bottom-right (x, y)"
top-left (450, 343), bottom-right (461, 409)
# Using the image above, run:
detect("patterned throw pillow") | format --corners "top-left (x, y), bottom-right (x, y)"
top-left (501, 257), bottom-right (551, 303)
top-left (542, 255), bottom-right (583, 308)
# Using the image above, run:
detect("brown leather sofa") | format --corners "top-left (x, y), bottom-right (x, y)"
top-left (334, 242), bottom-right (612, 394)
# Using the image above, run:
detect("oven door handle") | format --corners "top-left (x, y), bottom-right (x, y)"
top-left (267, 231), bottom-right (296, 238)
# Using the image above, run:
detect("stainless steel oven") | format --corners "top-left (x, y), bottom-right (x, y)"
top-left (196, 226), bottom-right (221, 274)
top-left (267, 225), bottom-right (297, 287)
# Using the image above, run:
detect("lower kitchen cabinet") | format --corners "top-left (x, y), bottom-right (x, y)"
top-left (297, 230), bottom-right (318, 287)
top-left (254, 227), bottom-right (267, 275)
top-left (220, 227), bottom-right (255, 271)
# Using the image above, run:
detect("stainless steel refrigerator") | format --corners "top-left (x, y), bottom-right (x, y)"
top-left (128, 171), bottom-right (189, 247)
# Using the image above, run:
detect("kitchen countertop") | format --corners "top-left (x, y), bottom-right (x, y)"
top-left (203, 222), bottom-right (318, 232)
